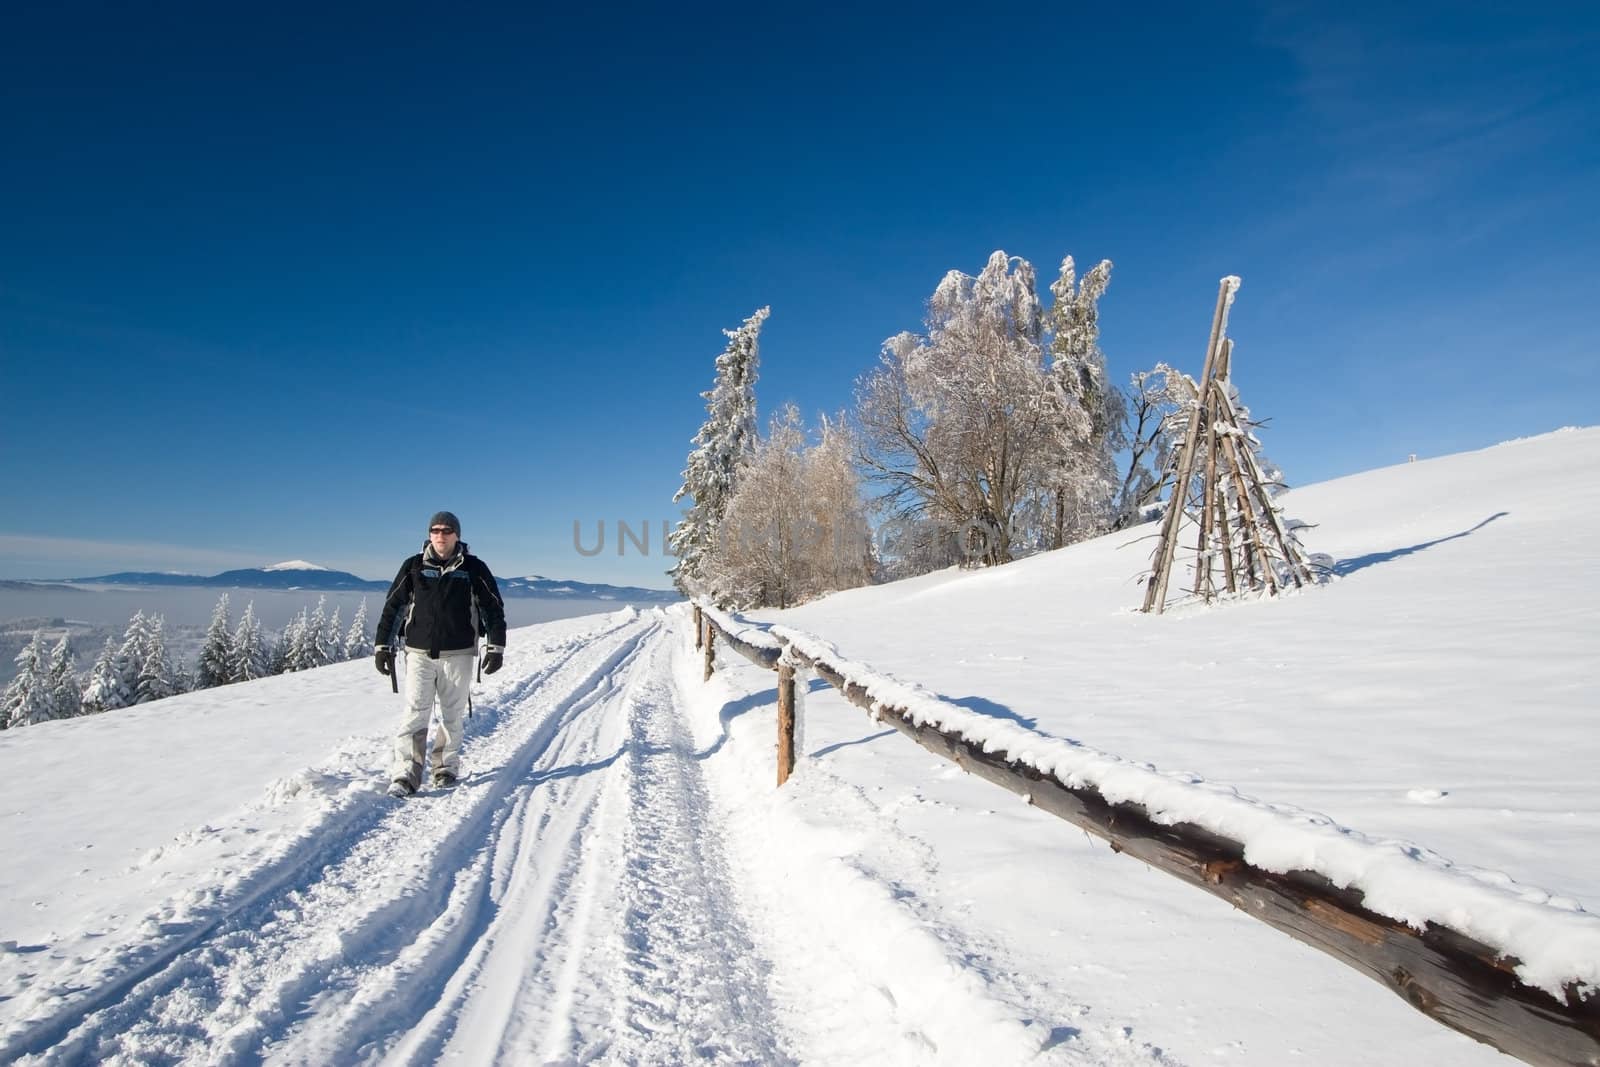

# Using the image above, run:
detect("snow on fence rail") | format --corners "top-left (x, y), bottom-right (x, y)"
top-left (689, 600), bottom-right (1600, 1067)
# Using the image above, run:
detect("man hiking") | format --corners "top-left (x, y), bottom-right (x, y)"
top-left (374, 510), bottom-right (507, 797)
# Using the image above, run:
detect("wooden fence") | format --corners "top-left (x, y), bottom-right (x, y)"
top-left (691, 602), bottom-right (1600, 1067)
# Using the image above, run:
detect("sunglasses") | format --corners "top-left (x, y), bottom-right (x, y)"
top-left (429, 527), bottom-right (458, 535)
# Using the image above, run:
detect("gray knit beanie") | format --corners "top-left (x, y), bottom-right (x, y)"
top-left (428, 511), bottom-right (461, 534)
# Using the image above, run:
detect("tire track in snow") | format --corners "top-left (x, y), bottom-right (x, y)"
top-left (375, 620), bottom-right (789, 1064)
top-left (296, 617), bottom-right (659, 1065)
top-left (530, 623), bottom-right (791, 1065)
top-left (1, 614), bottom-right (654, 1066)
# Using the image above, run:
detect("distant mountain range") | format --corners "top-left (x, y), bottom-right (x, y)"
top-left (30, 563), bottom-right (680, 603)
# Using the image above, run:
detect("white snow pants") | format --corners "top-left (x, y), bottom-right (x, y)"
top-left (391, 650), bottom-right (473, 787)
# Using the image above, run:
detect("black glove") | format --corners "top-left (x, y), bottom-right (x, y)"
top-left (482, 651), bottom-right (503, 675)
top-left (374, 648), bottom-right (394, 676)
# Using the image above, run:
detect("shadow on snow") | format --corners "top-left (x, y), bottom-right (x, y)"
top-left (1333, 512), bottom-right (1508, 578)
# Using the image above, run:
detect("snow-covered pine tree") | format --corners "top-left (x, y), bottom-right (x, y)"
top-left (269, 614), bottom-right (294, 675)
top-left (135, 616), bottom-right (177, 703)
top-left (230, 601), bottom-right (269, 682)
top-left (2, 631), bottom-right (55, 728)
top-left (80, 635), bottom-right (127, 714)
top-left (195, 593), bottom-right (235, 690)
top-left (668, 306), bottom-right (770, 596)
top-left (114, 611), bottom-right (151, 703)
top-left (1045, 256), bottom-right (1124, 547)
top-left (307, 596), bottom-right (332, 668)
top-left (325, 605), bottom-right (343, 665)
top-left (284, 608), bottom-right (316, 673)
top-left (48, 634), bottom-right (82, 719)
top-left (342, 599), bottom-right (372, 661)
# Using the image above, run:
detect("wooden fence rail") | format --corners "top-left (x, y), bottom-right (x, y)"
top-left (691, 601), bottom-right (1600, 1067)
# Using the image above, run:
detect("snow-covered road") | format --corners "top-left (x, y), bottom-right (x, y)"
top-left (3, 613), bottom-right (792, 1065)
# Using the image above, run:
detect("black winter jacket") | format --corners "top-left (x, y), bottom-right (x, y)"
top-left (375, 543), bottom-right (507, 658)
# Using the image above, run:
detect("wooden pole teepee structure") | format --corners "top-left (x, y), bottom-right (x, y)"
top-left (1141, 278), bottom-right (1316, 615)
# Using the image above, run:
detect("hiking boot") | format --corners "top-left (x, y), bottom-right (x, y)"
top-left (432, 770), bottom-right (458, 789)
top-left (387, 778), bottom-right (415, 799)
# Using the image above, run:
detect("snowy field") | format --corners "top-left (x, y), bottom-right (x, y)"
top-left (0, 428), bottom-right (1594, 1065)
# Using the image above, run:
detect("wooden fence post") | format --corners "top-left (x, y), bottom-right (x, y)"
top-left (776, 661), bottom-right (796, 786)
top-left (692, 605), bottom-right (703, 649)
top-left (702, 622), bottom-right (715, 681)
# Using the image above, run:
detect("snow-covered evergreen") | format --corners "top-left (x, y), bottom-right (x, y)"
top-left (342, 599), bottom-right (372, 661)
top-left (325, 605), bottom-right (343, 665)
top-left (307, 597), bottom-right (332, 669)
top-left (114, 612), bottom-right (152, 705)
top-left (270, 613), bottom-right (297, 675)
top-left (669, 306), bottom-right (770, 596)
top-left (232, 602), bottom-right (270, 683)
top-left (2, 631), bottom-right (55, 729)
top-left (134, 616), bottom-right (177, 704)
top-left (195, 594), bottom-right (235, 690)
top-left (80, 635), bottom-right (127, 715)
top-left (282, 609), bottom-right (317, 673)
top-left (47, 634), bottom-right (81, 720)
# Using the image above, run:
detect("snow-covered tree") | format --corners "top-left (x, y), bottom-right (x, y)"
top-left (669, 306), bottom-right (770, 595)
top-left (281, 608), bottom-right (318, 673)
top-left (1116, 362), bottom-right (1194, 526)
top-left (195, 594), bottom-right (235, 690)
top-left (3, 631), bottom-right (55, 728)
top-left (47, 635), bottom-right (81, 719)
top-left (1045, 256), bottom-right (1124, 546)
top-left (302, 597), bottom-right (328, 668)
top-left (114, 612), bottom-right (152, 703)
top-left (269, 615), bottom-right (294, 675)
top-left (231, 602), bottom-right (270, 682)
top-left (134, 616), bottom-right (177, 704)
top-left (858, 251), bottom-right (1051, 567)
top-left (342, 599), bottom-right (372, 661)
top-left (80, 635), bottom-right (128, 714)
top-left (325, 605), bottom-right (343, 664)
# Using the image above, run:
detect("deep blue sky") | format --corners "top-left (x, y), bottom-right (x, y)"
top-left (3, 3), bottom-right (1595, 587)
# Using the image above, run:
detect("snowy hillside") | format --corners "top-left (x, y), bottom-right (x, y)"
top-left (0, 429), bottom-right (1594, 1065)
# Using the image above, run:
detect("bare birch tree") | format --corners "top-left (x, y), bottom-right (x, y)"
top-left (704, 406), bottom-right (873, 609)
